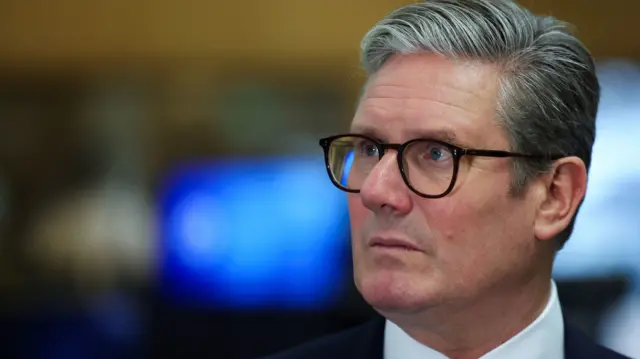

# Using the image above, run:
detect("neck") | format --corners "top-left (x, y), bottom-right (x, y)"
top-left (382, 273), bottom-right (552, 359)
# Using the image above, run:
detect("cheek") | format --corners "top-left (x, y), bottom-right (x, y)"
top-left (420, 179), bottom-right (532, 277)
top-left (415, 198), bottom-right (501, 292)
top-left (347, 192), bottom-right (367, 217)
top-left (347, 195), bottom-right (367, 242)
top-left (347, 196), bottom-right (369, 285)
top-left (420, 179), bottom-right (515, 256)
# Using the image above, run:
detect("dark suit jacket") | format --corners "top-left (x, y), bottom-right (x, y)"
top-left (259, 315), bottom-right (631, 359)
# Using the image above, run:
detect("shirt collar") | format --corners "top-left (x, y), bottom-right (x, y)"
top-left (384, 280), bottom-right (564, 359)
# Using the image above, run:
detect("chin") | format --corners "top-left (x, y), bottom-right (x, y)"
top-left (355, 269), bottom-right (441, 314)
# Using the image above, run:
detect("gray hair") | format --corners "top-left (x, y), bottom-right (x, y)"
top-left (359, 0), bottom-right (600, 249)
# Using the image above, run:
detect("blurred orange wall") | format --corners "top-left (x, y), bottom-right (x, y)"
top-left (0, 0), bottom-right (638, 69)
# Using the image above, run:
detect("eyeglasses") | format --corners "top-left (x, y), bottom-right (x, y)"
top-left (319, 134), bottom-right (564, 198)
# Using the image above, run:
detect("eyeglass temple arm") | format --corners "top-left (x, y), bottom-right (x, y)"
top-left (463, 149), bottom-right (564, 160)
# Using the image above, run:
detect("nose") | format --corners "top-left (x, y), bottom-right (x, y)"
top-left (359, 151), bottom-right (412, 215)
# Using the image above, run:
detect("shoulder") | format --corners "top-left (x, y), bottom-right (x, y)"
top-left (580, 343), bottom-right (632, 359)
top-left (564, 324), bottom-right (632, 359)
top-left (256, 327), bottom-right (357, 359)
top-left (257, 317), bottom-right (384, 359)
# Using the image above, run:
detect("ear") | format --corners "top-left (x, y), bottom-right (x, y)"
top-left (533, 156), bottom-right (588, 241)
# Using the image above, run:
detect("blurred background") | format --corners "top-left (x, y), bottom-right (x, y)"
top-left (0, 0), bottom-right (638, 358)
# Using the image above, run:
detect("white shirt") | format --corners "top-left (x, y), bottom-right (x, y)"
top-left (384, 281), bottom-right (564, 359)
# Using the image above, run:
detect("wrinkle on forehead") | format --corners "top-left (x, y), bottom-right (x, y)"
top-left (370, 53), bottom-right (500, 91)
top-left (363, 54), bottom-right (499, 109)
top-left (352, 53), bottom-right (503, 146)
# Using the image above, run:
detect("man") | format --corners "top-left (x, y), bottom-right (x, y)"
top-left (261, 1), bottom-right (629, 358)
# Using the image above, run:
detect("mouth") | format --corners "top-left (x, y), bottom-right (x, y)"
top-left (369, 237), bottom-right (423, 252)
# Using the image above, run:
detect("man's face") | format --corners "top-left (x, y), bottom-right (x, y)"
top-left (348, 53), bottom-right (541, 314)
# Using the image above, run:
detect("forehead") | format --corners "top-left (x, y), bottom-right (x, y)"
top-left (352, 53), bottom-right (503, 146)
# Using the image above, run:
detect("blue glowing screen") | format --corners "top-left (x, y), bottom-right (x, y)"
top-left (159, 156), bottom-right (349, 310)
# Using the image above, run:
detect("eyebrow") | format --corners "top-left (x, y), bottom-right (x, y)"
top-left (350, 125), bottom-right (459, 144)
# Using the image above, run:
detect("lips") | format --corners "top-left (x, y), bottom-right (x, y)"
top-left (370, 237), bottom-right (423, 252)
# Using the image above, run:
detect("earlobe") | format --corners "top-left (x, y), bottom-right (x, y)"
top-left (533, 157), bottom-right (588, 241)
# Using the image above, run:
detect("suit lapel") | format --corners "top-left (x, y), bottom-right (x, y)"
top-left (349, 315), bottom-right (385, 359)
top-left (563, 319), bottom-right (626, 359)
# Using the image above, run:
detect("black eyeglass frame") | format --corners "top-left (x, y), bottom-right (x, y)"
top-left (319, 133), bottom-right (565, 198)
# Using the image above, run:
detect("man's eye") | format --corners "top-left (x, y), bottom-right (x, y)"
top-left (422, 144), bottom-right (452, 162)
top-left (427, 146), bottom-right (449, 161)
top-left (356, 142), bottom-right (378, 157)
